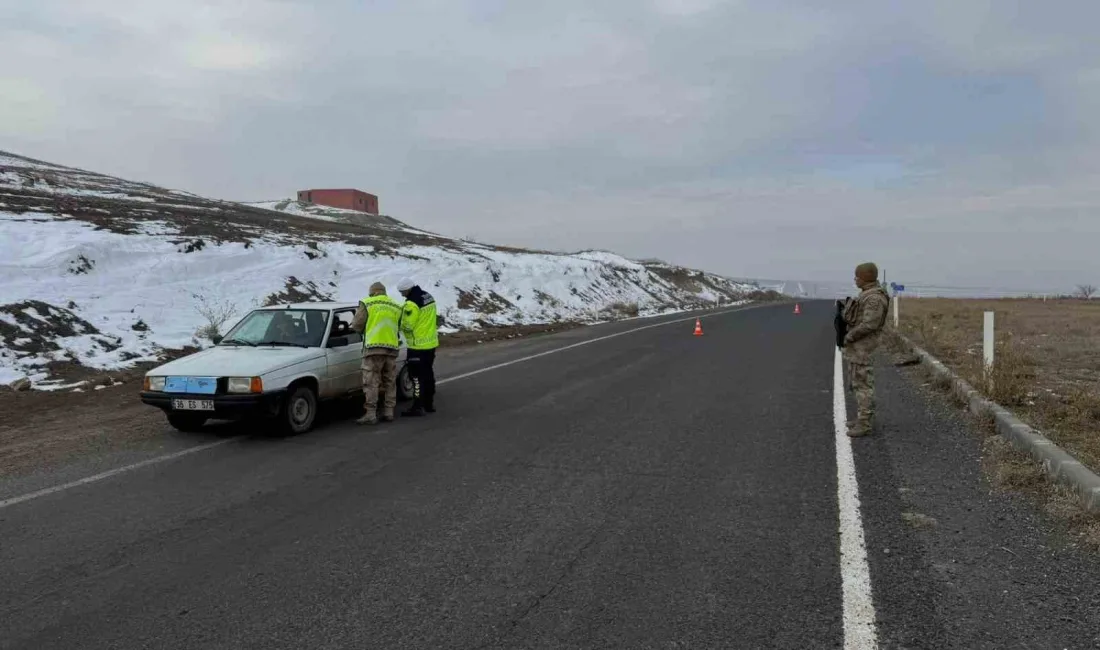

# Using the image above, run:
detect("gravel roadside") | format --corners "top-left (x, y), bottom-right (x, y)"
top-left (858, 360), bottom-right (1100, 649)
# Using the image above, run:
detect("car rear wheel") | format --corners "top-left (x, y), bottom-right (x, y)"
top-left (166, 412), bottom-right (207, 432)
top-left (281, 384), bottom-right (317, 434)
top-left (397, 365), bottom-right (414, 401)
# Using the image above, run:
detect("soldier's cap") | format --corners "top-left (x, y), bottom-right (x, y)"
top-left (855, 262), bottom-right (878, 281)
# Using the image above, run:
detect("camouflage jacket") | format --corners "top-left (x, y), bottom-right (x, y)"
top-left (842, 283), bottom-right (890, 365)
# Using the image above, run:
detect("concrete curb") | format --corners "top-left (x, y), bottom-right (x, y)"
top-left (897, 334), bottom-right (1100, 514)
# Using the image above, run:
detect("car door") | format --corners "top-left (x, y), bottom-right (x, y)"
top-left (323, 308), bottom-right (362, 396)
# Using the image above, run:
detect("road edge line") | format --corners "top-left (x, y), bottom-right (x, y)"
top-left (834, 346), bottom-right (880, 649)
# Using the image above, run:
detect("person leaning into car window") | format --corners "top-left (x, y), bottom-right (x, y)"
top-left (351, 281), bottom-right (403, 425)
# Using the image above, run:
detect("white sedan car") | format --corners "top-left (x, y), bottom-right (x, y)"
top-left (140, 302), bottom-right (413, 434)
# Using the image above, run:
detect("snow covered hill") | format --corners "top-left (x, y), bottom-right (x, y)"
top-left (0, 150), bottom-right (757, 388)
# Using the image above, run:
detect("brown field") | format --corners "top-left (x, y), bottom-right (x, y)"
top-left (897, 298), bottom-right (1100, 475)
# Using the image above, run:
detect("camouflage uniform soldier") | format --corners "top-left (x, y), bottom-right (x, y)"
top-left (842, 262), bottom-right (891, 437)
top-left (351, 282), bottom-right (403, 425)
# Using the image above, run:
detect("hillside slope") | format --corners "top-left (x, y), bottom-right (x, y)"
top-left (0, 150), bottom-right (756, 388)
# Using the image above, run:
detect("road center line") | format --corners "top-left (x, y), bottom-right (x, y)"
top-left (438, 304), bottom-right (753, 385)
top-left (0, 304), bottom-right (758, 510)
top-left (833, 346), bottom-right (879, 649)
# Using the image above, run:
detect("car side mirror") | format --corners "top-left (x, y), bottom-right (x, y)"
top-left (211, 334), bottom-right (223, 345)
top-left (327, 335), bottom-right (350, 348)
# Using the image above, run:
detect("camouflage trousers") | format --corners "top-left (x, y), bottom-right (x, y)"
top-left (848, 361), bottom-right (875, 431)
top-left (362, 354), bottom-right (397, 417)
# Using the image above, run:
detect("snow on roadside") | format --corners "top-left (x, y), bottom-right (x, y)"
top-left (0, 209), bottom-right (752, 386)
top-left (1, 147), bottom-right (756, 386)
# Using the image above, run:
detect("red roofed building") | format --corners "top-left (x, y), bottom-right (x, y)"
top-left (297, 188), bottom-right (379, 215)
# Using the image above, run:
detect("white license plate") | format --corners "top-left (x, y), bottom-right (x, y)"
top-left (172, 399), bottom-right (215, 411)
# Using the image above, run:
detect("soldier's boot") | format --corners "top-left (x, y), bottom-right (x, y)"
top-left (848, 415), bottom-right (873, 437)
top-left (356, 412), bottom-right (379, 426)
top-left (380, 411), bottom-right (395, 423)
top-left (424, 396), bottom-right (436, 413)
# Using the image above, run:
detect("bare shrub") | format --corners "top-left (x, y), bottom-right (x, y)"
top-left (603, 301), bottom-right (641, 319)
top-left (1076, 284), bottom-right (1096, 300)
top-left (913, 313), bottom-right (942, 351)
top-left (192, 294), bottom-right (239, 343)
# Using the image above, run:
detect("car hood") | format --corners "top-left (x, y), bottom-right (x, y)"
top-left (148, 346), bottom-right (323, 377)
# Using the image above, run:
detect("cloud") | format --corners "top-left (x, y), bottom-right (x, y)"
top-left (3, 0), bottom-right (1099, 291)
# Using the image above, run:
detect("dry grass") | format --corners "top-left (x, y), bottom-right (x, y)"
top-left (982, 436), bottom-right (1100, 551)
top-left (899, 298), bottom-right (1100, 476)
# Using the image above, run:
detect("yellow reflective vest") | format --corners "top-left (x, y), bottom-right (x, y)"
top-left (401, 291), bottom-right (439, 350)
top-left (360, 295), bottom-right (402, 350)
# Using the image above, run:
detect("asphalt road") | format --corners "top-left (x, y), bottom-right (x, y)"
top-left (3, 302), bottom-right (1099, 649)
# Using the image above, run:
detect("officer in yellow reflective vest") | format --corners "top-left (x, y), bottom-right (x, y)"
top-left (351, 282), bottom-right (403, 425)
top-left (396, 277), bottom-right (439, 416)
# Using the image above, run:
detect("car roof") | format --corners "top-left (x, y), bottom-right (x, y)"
top-left (255, 302), bottom-right (357, 311)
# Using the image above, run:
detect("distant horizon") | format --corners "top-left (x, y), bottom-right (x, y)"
top-left (741, 277), bottom-right (1081, 299)
top-left (0, 145), bottom-right (1088, 298)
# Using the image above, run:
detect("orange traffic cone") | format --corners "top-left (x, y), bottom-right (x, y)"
top-left (794, 303), bottom-right (801, 315)
top-left (693, 319), bottom-right (704, 336)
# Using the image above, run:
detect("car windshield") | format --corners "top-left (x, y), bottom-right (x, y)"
top-left (220, 309), bottom-right (329, 348)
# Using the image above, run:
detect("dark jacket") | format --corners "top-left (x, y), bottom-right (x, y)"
top-left (405, 285), bottom-right (433, 309)
top-left (834, 299), bottom-right (850, 349)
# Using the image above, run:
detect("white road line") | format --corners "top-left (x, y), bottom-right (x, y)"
top-left (0, 305), bottom-right (758, 510)
top-left (833, 346), bottom-right (879, 649)
top-left (437, 305), bottom-right (753, 385)
top-left (0, 439), bottom-right (235, 510)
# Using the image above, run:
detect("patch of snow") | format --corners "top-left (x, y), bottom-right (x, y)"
top-left (65, 188), bottom-right (159, 202)
top-left (245, 200), bottom-right (440, 238)
top-left (34, 379), bottom-right (90, 391)
top-left (248, 200), bottom-right (366, 220)
top-left (0, 367), bottom-right (25, 384)
top-left (0, 153), bottom-right (68, 172)
top-left (156, 203), bottom-right (214, 211)
top-left (132, 221), bottom-right (180, 236)
top-left (22, 306), bottom-right (50, 323)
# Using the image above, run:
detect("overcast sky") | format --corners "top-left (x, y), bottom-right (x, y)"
top-left (3, 1), bottom-right (1098, 291)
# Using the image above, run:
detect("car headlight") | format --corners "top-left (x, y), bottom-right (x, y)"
top-left (228, 377), bottom-right (263, 393)
top-left (145, 376), bottom-right (166, 392)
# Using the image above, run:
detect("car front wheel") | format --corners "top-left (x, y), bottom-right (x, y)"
top-left (397, 365), bottom-right (414, 401)
top-left (166, 412), bottom-right (207, 432)
top-left (281, 384), bottom-right (317, 434)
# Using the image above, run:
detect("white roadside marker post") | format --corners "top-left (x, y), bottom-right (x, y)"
top-left (983, 311), bottom-right (995, 391)
top-left (892, 295), bottom-right (899, 329)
